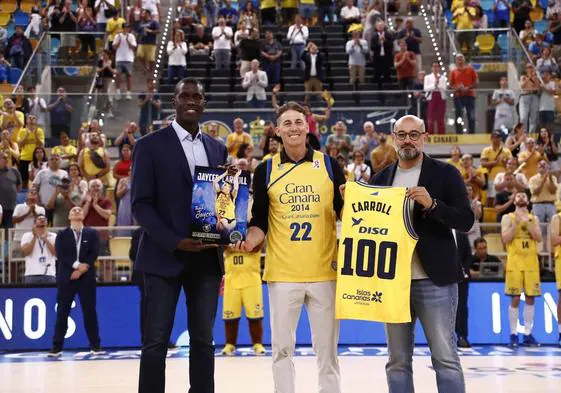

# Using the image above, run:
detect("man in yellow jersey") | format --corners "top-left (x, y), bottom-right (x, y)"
top-left (234, 102), bottom-right (345, 393)
top-left (502, 191), bottom-right (542, 347)
top-left (371, 115), bottom-right (473, 393)
top-left (213, 168), bottom-right (241, 233)
top-left (548, 213), bottom-right (561, 347)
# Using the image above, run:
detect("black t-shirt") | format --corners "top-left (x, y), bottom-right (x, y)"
top-left (470, 254), bottom-right (502, 275)
top-left (189, 34), bottom-right (211, 46)
top-left (51, 8), bottom-right (77, 32)
top-left (97, 59), bottom-right (115, 78)
top-left (239, 38), bottom-right (262, 61)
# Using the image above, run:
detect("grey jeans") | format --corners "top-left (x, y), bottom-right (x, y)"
top-left (214, 49), bottom-right (231, 70)
top-left (24, 275), bottom-right (56, 284)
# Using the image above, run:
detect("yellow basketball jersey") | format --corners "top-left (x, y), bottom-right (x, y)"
top-left (264, 150), bottom-right (337, 282)
top-left (335, 184), bottom-right (418, 323)
top-left (215, 192), bottom-right (236, 221)
top-left (224, 249), bottom-right (262, 289)
top-left (505, 213), bottom-right (539, 272)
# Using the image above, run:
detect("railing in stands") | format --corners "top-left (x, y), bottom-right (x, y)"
top-left (151, 0), bottom-right (177, 86)
top-left (13, 31), bottom-right (47, 94)
top-left (510, 27), bottom-right (545, 85)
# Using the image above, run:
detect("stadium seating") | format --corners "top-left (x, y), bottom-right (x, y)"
top-left (476, 34), bottom-right (496, 55)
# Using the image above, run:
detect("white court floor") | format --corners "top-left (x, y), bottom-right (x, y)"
top-left (1, 346), bottom-right (561, 393)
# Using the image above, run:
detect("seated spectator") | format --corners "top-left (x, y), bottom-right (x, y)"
top-left (287, 15), bottom-right (308, 69)
top-left (66, 163), bottom-right (89, 207)
top-left (528, 33), bottom-right (549, 59)
top-left (33, 153), bottom-right (69, 226)
top-left (46, 87), bottom-right (74, 141)
top-left (494, 172), bottom-right (518, 222)
top-left (138, 79), bottom-right (161, 135)
top-left (218, 0), bottom-right (239, 26)
top-left (242, 59), bottom-right (268, 108)
top-left (113, 143), bottom-right (133, 181)
top-left (396, 18), bottom-right (423, 72)
top-left (480, 130), bottom-right (513, 205)
top-left (536, 47), bottom-right (559, 76)
top-left (261, 30), bottom-right (282, 88)
top-left (370, 133), bottom-right (397, 174)
top-left (0, 27), bottom-right (7, 54)
top-left (424, 61), bottom-right (447, 135)
top-left (0, 151), bottom-right (21, 229)
top-left (537, 127), bottom-right (559, 178)
top-left (302, 42), bottom-right (325, 104)
top-left (0, 54), bottom-right (9, 83)
top-left (465, 185), bottom-right (482, 247)
top-left (336, 153), bottom-right (353, 180)
top-left (492, 76), bottom-right (516, 133)
top-left (17, 115), bottom-right (45, 188)
top-left (346, 30), bottom-right (369, 86)
top-left (12, 86), bottom-right (30, 116)
top-left (346, 150), bottom-right (371, 183)
top-left (447, 145), bottom-right (463, 172)
top-left (326, 121), bottom-right (352, 159)
top-left (12, 189), bottom-right (45, 246)
top-left (470, 237), bottom-right (502, 278)
top-left (518, 138), bottom-right (545, 179)
top-left (353, 121), bottom-right (378, 160)
top-left (238, 1), bottom-right (259, 31)
top-left (179, 3), bottom-right (200, 31)
top-left (20, 215), bottom-right (57, 284)
top-left (166, 30), bottom-right (188, 84)
top-left (4, 25), bottom-right (33, 70)
top-left (137, 9), bottom-right (160, 74)
top-left (239, 29), bottom-right (262, 77)
top-left (1, 129), bottom-right (19, 167)
top-left (0, 99), bottom-right (24, 142)
top-left (529, 160), bottom-right (558, 225)
top-left (494, 157), bottom-right (528, 193)
top-left (115, 122), bottom-right (138, 151)
top-left (460, 154), bottom-right (486, 202)
top-left (78, 133), bottom-right (111, 185)
top-left (494, 0), bottom-right (510, 28)
top-left (29, 147), bottom-right (48, 184)
top-left (394, 39), bottom-right (416, 91)
top-left (340, 0), bottom-right (361, 32)
top-left (212, 17), bottom-right (233, 70)
top-left (113, 23), bottom-right (137, 101)
top-left (506, 123), bottom-right (528, 156)
top-left (234, 20), bottom-right (250, 48)
top-left (204, 121), bottom-right (225, 144)
top-left (189, 24), bottom-right (212, 55)
top-left (539, 70), bottom-right (558, 127)
top-left (519, 19), bottom-right (537, 46)
top-left (226, 118), bottom-right (252, 157)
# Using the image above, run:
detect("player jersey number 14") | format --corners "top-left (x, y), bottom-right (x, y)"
top-left (335, 184), bottom-right (418, 323)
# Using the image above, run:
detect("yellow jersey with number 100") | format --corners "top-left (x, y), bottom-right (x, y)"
top-left (505, 213), bottom-right (539, 272)
top-left (335, 183), bottom-right (418, 323)
top-left (264, 150), bottom-right (337, 282)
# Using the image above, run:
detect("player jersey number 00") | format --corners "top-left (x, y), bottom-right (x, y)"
top-left (335, 184), bottom-right (418, 323)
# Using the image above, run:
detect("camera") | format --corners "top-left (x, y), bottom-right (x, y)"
top-left (60, 177), bottom-right (71, 190)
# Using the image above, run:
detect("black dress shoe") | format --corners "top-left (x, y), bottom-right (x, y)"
top-left (90, 346), bottom-right (105, 354)
top-left (47, 348), bottom-right (62, 357)
top-left (457, 337), bottom-right (471, 348)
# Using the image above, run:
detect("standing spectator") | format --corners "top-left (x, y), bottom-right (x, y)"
top-left (346, 150), bottom-right (371, 183)
top-left (340, 0), bottom-right (361, 32)
top-left (424, 61), bottom-right (447, 135)
top-left (48, 206), bottom-right (102, 357)
top-left (494, 0), bottom-right (510, 27)
top-left (218, 0), bottom-right (239, 26)
top-left (179, 3), bottom-right (199, 32)
top-left (302, 42), bottom-right (325, 104)
top-left (0, 130), bottom-right (19, 168)
top-left (287, 15), bottom-right (308, 69)
top-left (17, 115), bottom-right (44, 188)
top-left (29, 147), bottom-right (48, 184)
top-left (506, 123), bottom-right (528, 157)
top-left (346, 30), bottom-right (369, 86)
top-left (370, 133), bottom-right (398, 174)
top-left (106, 9), bottom-right (126, 52)
top-left (239, 29), bottom-right (262, 77)
top-left (21, 215), bottom-right (57, 284)
top-left (189, 24), bottom-right (212, 55)
top-left (299, 0), bottom-right (316, 25)
top-left (326, 121), bottom-right (353, 158)
top-left (529, 160), bottom-right (558, 225)
top-left (142, 0), bottom-right (161, 21)
top-left (78, 133), bottom-right (111, 185)
top-left (495, 157), bottom-right (528, 194)
top-left (226, 118), bottom-right (252, 157)
top-left (1, 99), bottom-right (25, 142)
top-left (480, 131), bottom-right (512, 205)
top-left (450, 54), bottom-right (478, 134)
top-left (0, 152), bottom-right (21, 229)
top-left (234, 20), bottom-right (250, 48)
top-left (52, 132), bottom-right (78, 170)
top-left (519, 63), bottom-right (540, 134)
top-left (46, 87), bottom-right (74, 142)
top-left (114, 122), bottom-right (138, 150)
top-left (27, 87), bottom-right (48, 130)
top-left (203, 0), bottom-right (219, 27)
top-left (242, 60), bottom-right (268, 108)
top-left (454, 230), bottom-right (472, 348)
top-left (539, 70), bottom-right (558, 127)
top-left (519, 20), bottom-right (537, 46)
top-left (33, 153), bottom-right (69, 226)
top-left (212, 17), bottom-right (233, 70)
top-left (491, 76), bottom-right (516, 133)
top-left (4, 25), bottom-right (33, 70)
top-left (537, 127), bottom-right (559, 178)
top-left (512, 0), bottom-right (532, 34)
top-left (370, 21), bottom-right (394, 93)
top-left (260, 0), bottom-right (276, 26)
top-left (94, 0), bottom-right (115, 32)
top-left (281, 0), bottom-right (299, 25)
top-left (238, 1), bottom-right (260, 31)
top-left (128, 0), bottom-right (144, 32)
top-left (12, 86), bottom-right (30, 116)
top-left (447, 146), bottom-right (463, 172)
top-left (114, 23), bottom-right (137, 101)
top-left (459, 154), bottom-right (486, 202)
top-left (317, 0), bottom-right (334, 25)
top-left (528, 33), bottom-right (549, 60)
top-left (12, 189), bottom-right (44, 247)
top-left (115, 163), bottom-right (133, 233)
top-left (465, 184), bottom-right (482, 248)
top-left (113, 144), bottom-right (133, 181)
top-left (65, 164), bottom-right (89, 208)
top-left (51, 0), bottom-right (79, 55)
top-left (166, 30), bottom-right (188, 84)
top-left (261, 137), bottom-right (281, 160)
top-left (96, 49), bottom-right (117, 118)
top-left (452, 0), bottom-right (476, 61)
top-left (77, 7), bottom-right (97, 58)
top-left (518, 138), bottom-right (545, 179)
top-left (137, 9), bottom-right (160, 74)
top-left (397, 18), bottom-right (423, 72)
top-left (353, 121), bottom-right (378, 159)
top-left (25, 6), bottom-right (42, 39)
top-left (537, 47), bottom-right (559, 77)
top-left (205, 121), bottom-right (225, 144)
top-left (138, 79), bottom-right (161, 136)
top-left (394, 39), bottom-right (417, 91)
top-left (261, 30), bottom-right (282, 87)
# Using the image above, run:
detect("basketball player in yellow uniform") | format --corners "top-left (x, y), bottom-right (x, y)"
top-left (234, 102), bottom-right (346, 393)
top-left (548, 213), bottom-right (561, 347)
top-left (213, 168), bottom-right (240, 232)
top-left (336, 184), bottom-right (418, 323)
top-left (501, 191), bottom-right (542, 347)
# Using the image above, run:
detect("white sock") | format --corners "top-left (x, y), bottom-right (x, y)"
top-left (523, 304), bottom-right (535, 336)
top-left (509, 305), bottom-right (519, 335)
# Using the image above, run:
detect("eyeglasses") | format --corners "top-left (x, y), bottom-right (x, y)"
top-left (393, 130), bottom-right (425, 141)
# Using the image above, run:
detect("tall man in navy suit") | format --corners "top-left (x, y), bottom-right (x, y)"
top-left (48, 206), bottom-right (102, 357)
top-left (132, 78), bottom-right (227, 393)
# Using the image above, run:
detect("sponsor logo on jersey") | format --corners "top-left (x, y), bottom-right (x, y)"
top-left (279, 183), bottom-right (321, 204)
top-left (341, 289), bottom-right (383, 304)
top-left (357, 226), bottom-right (389, 235)
top-left (351, 217), bottom-right (364, 227)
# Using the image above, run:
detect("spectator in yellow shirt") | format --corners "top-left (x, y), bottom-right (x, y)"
top-left (460, 154), bottom-right (486, 202)
top-left (0, 99), bottom-right (25, 143)
top-left (0, 129), bottom-right (19, 167)
top-left (226, 118), bottom-right (252, 157)
top-left (518, 138), bottom-right (546, 180)
top-left (107, 10), bottom-right (127, 51)
top-left (17, 115), bottom-right (45, 189)
top-left (480, 131), bottom-right (512, 205)
top-left (52, 132), bottom-right (78, 170)
top-left (447, 145), bottom-right (463, 172)
top-left (452, 0), bottom-right (477, 60)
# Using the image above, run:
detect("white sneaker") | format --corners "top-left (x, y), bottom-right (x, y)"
top-left (107, 110), bottom-right (114, 118)
top-left (126, 91), bottom-right (132, 100)
top-left (115, 89), bottom-right (122, 100)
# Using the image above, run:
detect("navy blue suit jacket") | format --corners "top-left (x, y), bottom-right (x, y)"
top-left (55, 227), bottom-right (100, 284)
top-left (131, 125), bottom-right (228, 277)
top-left (371, 154), bottom-right (474, 286)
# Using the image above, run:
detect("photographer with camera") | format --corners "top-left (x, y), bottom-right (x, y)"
top-left (32, 153), bottom-right (69, 226)
top-left (20, 214), bottom-right (57, 284)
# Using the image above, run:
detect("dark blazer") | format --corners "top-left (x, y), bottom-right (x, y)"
top-left (370, 30), bottom-right (394, 59)
top-left (55, 227), bottom-right (100, 284)
top-left (131, 125), bottom-right (228, 277)
top-left (301, 51), bottom-right (325, 81)
top-left (371, 154), bottom-right (475, 286)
